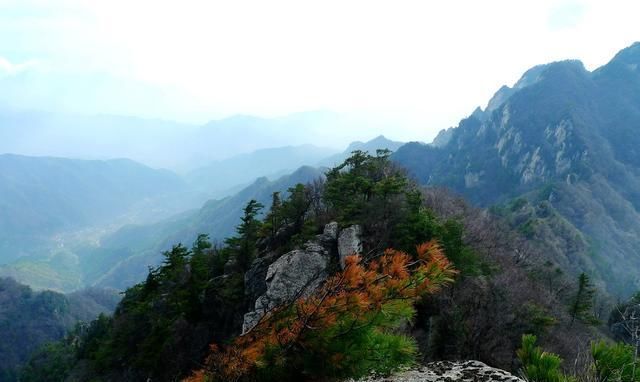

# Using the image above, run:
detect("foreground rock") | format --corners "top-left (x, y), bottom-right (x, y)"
top-left (242, 223), bottom-right (339, 333)
top-left (354, 361), bottom-right (523, 382)
top-left (243, 222), bottom-right (367, 333)
top-left (338, 224), bottom-right (363, 268)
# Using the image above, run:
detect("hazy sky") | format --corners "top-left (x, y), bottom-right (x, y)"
top-left (1, 0), bottom-right (639, 142)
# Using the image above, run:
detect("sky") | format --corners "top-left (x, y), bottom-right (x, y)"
top-left (0, 0), bottom-right (639, 143)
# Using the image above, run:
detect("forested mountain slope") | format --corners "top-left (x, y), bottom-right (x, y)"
top-left (76, 166), bottom-right (325, 290)
top-left (394, 42), bottom-right (640, 296)
top-left (0, 278), bottom-right (119, 381)
top-left (0, 154), bottom-right (186, 264)
top-left (187, 144), bottom-right (336, 199)
top-left (20, 151), bottom-right (605, 381)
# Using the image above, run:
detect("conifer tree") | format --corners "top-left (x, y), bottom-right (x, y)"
top-left (569, 272), bottom-right (598, 326)
top-left (261, 192), bottom-right (282, 241)
top-left (226, 200), bottom-right (264, 271)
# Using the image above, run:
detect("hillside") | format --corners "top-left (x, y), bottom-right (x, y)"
top-left (73, 166), bottom-right (325, 290)
top-left (0, 136), bottom-right (397, 292)
top-left (394, 42), bottom-right (640, 296)
top-left (0, 277), bottom-right (119, 381)
top-left (187, 144), bottom-right (337, 199)
top-left (20, 151), bottom-right (605, 381)
top-left (0, 154), bottom-right (187, 264)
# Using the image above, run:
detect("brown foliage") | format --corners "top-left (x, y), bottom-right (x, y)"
top-left (185, 241), bottom-right (457, 381)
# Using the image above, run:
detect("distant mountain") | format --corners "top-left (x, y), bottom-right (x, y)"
top-left (49, 166), bottom-right (326, 290)
top-left (0, 110), bottom-right (396, 170)
top-left (0, 111), bottom-right (200, 170)
top-left (393, 42), bottom-right (640, 296)
top-left (0, 277), bottom-right (119, 381)
top-left (318, 135), bottom-right (404, 167)
top-left (187, 144), bottom-right (337, 198)
top-left (0, 154), bottom-right (186, 264)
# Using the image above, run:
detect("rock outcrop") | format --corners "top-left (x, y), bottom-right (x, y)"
top-left (337, 225), bottom-right (362, 268)
top-left (353, 361), bottom-right (523, 382)
top-left (243, 222), bottom-right (365, 332)
top-left (242, 223), bottom-right (339, 333)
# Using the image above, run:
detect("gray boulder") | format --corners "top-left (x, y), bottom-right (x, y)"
top-left (244, 252), bottom-right (278, 302)
top-left (242, 240), bottom-right (330, 333)
top-left (352, 361), bottom-right (523, 382)
top-left (338, 225), bottom-right (363, 268)
top-left (323, 221), bottom-right (339, 241)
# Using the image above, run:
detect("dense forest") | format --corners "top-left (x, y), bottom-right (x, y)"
top-left (15, 151), bottom-right (639, 381)
top-left (0, 279), bottom-right (119, 380)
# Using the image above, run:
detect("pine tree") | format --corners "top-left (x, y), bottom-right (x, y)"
top-left (262, 192), bottom-right (282, 241)
top-left (187, 241), bottom-right (458, 381)
top-left (226, 199), bottom-right (264, 271)
top-left (569, 272), bottom-right (598, 326)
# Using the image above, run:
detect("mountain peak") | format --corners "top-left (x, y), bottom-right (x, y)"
top-left (369, 135), bottom-right (391, 144)
top-left (486, 60), bottom-right (586, 112)
top-left (609, 41), bottom-right (640, 65)
top-left (345, 135), bottom-right (403, 153)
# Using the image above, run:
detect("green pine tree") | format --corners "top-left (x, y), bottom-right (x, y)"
top-left (226, 199), bottom-right (264, 271)
top-left (569, 273), bottom-right (598, 326)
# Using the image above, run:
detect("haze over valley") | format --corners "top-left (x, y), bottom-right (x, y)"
top-left (2, 1), bottom-right (640, 381)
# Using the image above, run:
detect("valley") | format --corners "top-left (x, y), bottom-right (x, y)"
top-left (1, 27), bottom-right (640, 381)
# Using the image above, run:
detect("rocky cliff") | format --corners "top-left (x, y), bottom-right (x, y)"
top-left (243, 221), bottom-right (362, 332)
top-left (393, 42), bottom-right (640, 296)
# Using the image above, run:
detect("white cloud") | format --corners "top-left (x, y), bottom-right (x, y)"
top-left (1, 0), bottom-right (639, 142)
top-left (0, 57), bottom-right (37, 77)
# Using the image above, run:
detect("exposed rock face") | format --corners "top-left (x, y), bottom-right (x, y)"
top-left (244, 252), bottom-right (278, 303)
top-left (242, 223), bottom-right (339, 333)
top-left (323, 221), bottom-right (339, 241)
top-left (243, 222), bottom-right (363, 332)
top-left (353, 361), bottom-right (523, 382)
top-left (338, 225), bottom-right (363, 268)
top-left (392, 44), bottom-right (640, 295)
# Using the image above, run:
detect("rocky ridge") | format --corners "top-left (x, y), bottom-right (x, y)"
top-left (242, 222), bottom-right (363, 333)
top-left (353, 361), bottom-right (523, 382)
top-left (392, 42), bottom-right (640, 296)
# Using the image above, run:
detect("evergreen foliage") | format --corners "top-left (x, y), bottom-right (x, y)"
top-left (569, 273), bottom-right (598, 326)
top-left (591, 340), bottom-right (640, 382)
top-left (517, 334), bottom-right (570, 382)
top-left (226, 199), bottom-right (264, 271)
top-left (20, 151), bottom-right (537, 381)
top-left (324, 149), bottom-right (407, 227)
top-left (187, 242), bottom-right (457, 381)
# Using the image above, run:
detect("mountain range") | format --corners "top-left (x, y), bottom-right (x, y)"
top-left (0, 155), bottom-right (187, 261)
top-left (0, 110), bottom-right (400, 171)
top-left (0, 136), bottom-right (402, 291)
top-left (2, 42), bottom-right (640, 382)
top-left (394, 42), bottom-right (640, 296)
top-left (3, 43), bottom-right (640, 299)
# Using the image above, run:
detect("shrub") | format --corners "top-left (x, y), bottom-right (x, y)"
top-left (186, 241), bottom-right (457, 381)
top-left (517, 334), bottom-right (570, 382)
top-left (591, 340), bottom-right (639, 382)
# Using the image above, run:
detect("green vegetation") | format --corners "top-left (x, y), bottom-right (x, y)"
top-left (225, 199), bottom-right (264, 271)
top-left (19, 150), bottom-right (627, 381)
top-left (591, 340), bottom-right (640, 381)
top-left (517, 334), bottom-right (569, 382)
top-left (517, 334), bottom-right (640, 382)
top-left (0, 154), bottom-right (186, 266)
top-left (21, 151), bottom-right (483, 381)
top-left (392, 44), bottom-right (640, 296)
top-left (569, 273), bottom-right (599, 327)
top-left (0, 278), bottom-right (119, 381)
top-left (190, 243), bottom-right (457, 381)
